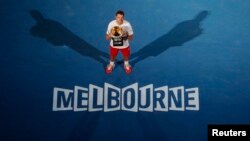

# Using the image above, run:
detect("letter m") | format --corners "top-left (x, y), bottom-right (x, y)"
top-left (53, 87), bottom-right (74, 111)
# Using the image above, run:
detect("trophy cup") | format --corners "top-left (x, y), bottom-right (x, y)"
top-left (110, 26), bottom-right (127, 46)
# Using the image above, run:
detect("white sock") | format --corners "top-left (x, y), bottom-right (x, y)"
top-left (110, 61), bottom-right (114, 66)
top-left (124, 61), bottom-right (129, 65)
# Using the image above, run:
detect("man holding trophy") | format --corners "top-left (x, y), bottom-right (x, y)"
top-left (105, 10), bottom-right (134, 74)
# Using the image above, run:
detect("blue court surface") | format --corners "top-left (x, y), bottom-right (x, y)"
top-left (1, 0), bottom-right (250, 141)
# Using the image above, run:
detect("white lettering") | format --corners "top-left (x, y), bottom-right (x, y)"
top-left (186, 88), bottom-right (199, 110)
top-left (74, 86), bottom-right (88, 111)
top-left (53, 87), bottom-right (73, 111)
top-left (139, 84), bottom-right (153, 112)
top-left (52, 83), bottom-right (200, 112)
top-left (88, 84), bottom-right (103, 112)
top-left (212, 129), bottom-right (219, 136)
top-left (169, 86), bottom-right (184, 111)
top-left (104, 83), bottom-right (120, 112)
top-left (121, 83), bottom-right (138, 112)
top-left (154, 86), bottom-right (168, 112)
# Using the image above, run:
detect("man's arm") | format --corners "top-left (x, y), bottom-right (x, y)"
top-left (106, 22), bottom-right (112, 40)
top-left (106, 34), bottom-right (112, 40)
top-left (126, 22), bottom-right (133, 41)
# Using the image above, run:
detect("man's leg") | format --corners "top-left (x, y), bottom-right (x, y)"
top-left (121, 47), bottom-right (132, 74)
top-left (106, 46), bottom-right (118, 74)
top-left (109, 55), bottom-right (116, 65)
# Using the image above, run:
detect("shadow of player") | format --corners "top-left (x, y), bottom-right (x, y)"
top-left (30, 9), bottom-right (209, 70)
top-left (130, 10), bottom-right (209, 66)
top-left (29, 9), bottom-right (109, 68)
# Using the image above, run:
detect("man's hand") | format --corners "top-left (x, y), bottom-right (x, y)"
top-left (121, 31), bottom-right (128, 40)
top-left (106, 33), bottom-right (112, 40)
top-left (127, 34), bottom-right (133, 41)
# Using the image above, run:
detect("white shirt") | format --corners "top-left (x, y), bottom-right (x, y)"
top-left (106, 20), bottom-right (133, 49)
